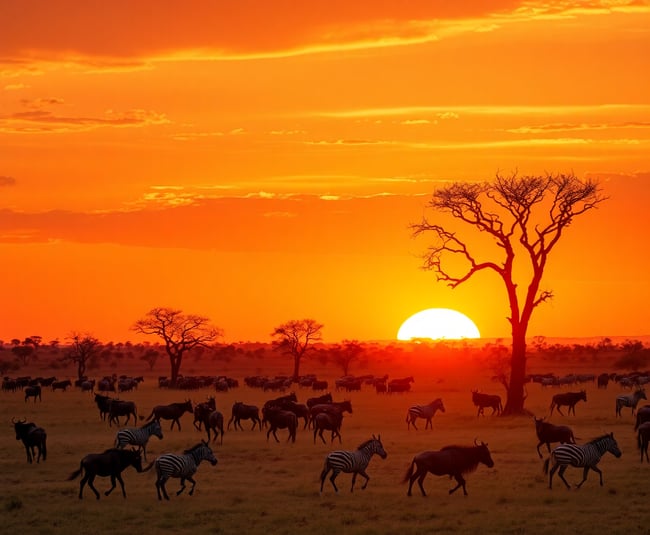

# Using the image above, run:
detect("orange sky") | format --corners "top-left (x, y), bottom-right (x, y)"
top-left (1, 1), bottom-right (649, 344)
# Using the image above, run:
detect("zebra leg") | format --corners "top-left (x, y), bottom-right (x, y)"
top-left (176, 477), bottom-right (187, 496)
top-left (187, 476), bottom-right (198, 496)
top-left (547, 463), bottom-right (558, 489)
top-left (412, 418), bottom-right (418, 431)
top-left (358, 470), bottom-right (371, 490)
top-left (425, 418), bottom-right (432, 430)
top-left (557, 465), bottom-right (571, 489)
top-left (329, 469), bottom-right (340, 493)
top-left (319, 465), bottom-right (331, 493)
top-left (156, 476), bottom-right (170, 500)
top-left (350, 472), bottom-right (358, 492)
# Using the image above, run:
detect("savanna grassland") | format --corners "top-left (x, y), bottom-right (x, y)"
top-left (1, 343), bottom-right (649, 535)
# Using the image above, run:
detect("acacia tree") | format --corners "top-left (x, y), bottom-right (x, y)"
top-left (132, 307), bottom-right (222, 387)
top-left (412, 173), bottom-right (606, 415)
top-left (330, 340), bottom-right (364, 376)
top-left (271, 319), bottom-right (324, 380)
top-left (63, 333), bottom-right (102, 380)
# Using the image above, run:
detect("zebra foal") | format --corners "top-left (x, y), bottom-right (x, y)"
top-left (543, 433), bottom-right (621, 489)
top-left (319, 434), bottom-right (387, 493)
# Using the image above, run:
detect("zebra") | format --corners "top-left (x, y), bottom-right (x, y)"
top-left (114, 420), bottom-right (164, 461)
top-left (406, 398), bottom-right (445, 430)
top-left (149, 440), bottom-right (218, 500)
top-left (319, 434), bottom-right (387, 493)
top-left (615, 388), bottom-right (647, 417)
top-left (542, 433), bottom-right (622, 489)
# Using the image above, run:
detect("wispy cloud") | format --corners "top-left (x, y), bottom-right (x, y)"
top-left (0, 175), bottom-right (16, 187)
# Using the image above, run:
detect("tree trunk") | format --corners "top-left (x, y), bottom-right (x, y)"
top-left (170, 354), bottom-right (182, 387)
top-left (78, 361), bottom-right (86, 381)
top-left (502, 329), bottom-right (529, 415)
top-left (292, 355), bottom-right (301, 382)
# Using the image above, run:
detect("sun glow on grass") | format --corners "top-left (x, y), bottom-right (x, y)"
top-left (397, 308), bottom-right (481, 341)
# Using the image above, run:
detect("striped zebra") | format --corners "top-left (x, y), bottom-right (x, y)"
top-left (319, 434), bottom-right (387, 493)
top-left (406, 398), bottom-right (445, 430)
top-left (543, 433), bottom-right (622, 489)
top-left (114, 420), bottom-right (163, 461)
top-left (149, 440), bottom-right (217, 500)
top-left (615, 388), bottom-right (647, 417)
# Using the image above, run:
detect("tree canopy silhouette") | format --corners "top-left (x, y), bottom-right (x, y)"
top-left (271, 319), bottom-right (323, 380)
top-left (412, 172), bottom-right (606, 414)
top-left (63, 332), bottom-right (102, 380)
top-left (132, 307), bottom-right (221, 387)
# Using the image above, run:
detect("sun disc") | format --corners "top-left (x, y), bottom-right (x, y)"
top-left (397, 308), bottom-right (480, 341)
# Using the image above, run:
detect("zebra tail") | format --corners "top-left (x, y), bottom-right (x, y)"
top-left (402, 458), bottom-right (416, 484)
top-left (67, 464), bottom-right (83, 481)
top-left (542, 458), bottom-right (550, 475)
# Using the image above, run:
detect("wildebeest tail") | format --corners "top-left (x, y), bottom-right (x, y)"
top-left (402, 458), bottom-right (416, 484)
top-left (144, 409), bottom-right (155, 422)
top-left (67, 464), bottom-right (83, 481)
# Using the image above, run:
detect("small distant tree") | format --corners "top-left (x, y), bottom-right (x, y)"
top-left (271, 319), bottom-right (323, 380)
top-left (330, 340), bottom-right (364, 376)
top-left (141, 348), bottom-right (161, 371)
top-left (63, 333), bottom-right (102, 380)
top-left (11, 344), bottom-right (34, 365)
top-left (132, 307), bottom-right (222, 387)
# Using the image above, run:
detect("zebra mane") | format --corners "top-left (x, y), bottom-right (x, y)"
top-left (183, 442), bottom-right (206, 455)
top-left (356, 438), bottom-right (377, 450)
top-left (586, 433), bottom-right (612, 445)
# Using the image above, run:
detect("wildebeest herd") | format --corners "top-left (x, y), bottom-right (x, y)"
top-left (4, 370), bottom-right (649, 502)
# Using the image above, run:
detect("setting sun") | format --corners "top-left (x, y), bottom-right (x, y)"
top-left (397, 308), bottom-right (481, 341)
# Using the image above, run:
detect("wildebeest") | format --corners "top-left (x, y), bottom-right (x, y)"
top-left (634, 405), bottom-right (650, 431)
top-left (205, 410), bottom-right (225, 444)
top-left (406, 399), bottom-right (445, 430)
top-left (94, 393), bottom-right (114, 421)
top-left (278, 400), bottom-right (310, 429)
top-left (145, 400), bottom-right (193, 431)
top-left (193, 397), bottom-right (216, 431)
top-left (403, 440), bottom-right (494, 496)
top-left (313, 411), bottom-right (343, 444)
top-left (533, 417), bottom-right (576, 458)
top-left (549, 390), bottom-right (587, 416)
top-left (615, 388), bottom-right (647, 417)
top-left (543, 433), bottom-right (621, 489)
top-left (24, 385), bottom-right (42, 403)
top-left (227, 402), bottom-right (262, 431)
top-left (306, 392), bottom-right (333, 409)
top-left (387, 376), bottom-right (414, 394)
top-left (319, 435), bottom-right (387, 493)
top-left (309, 400), bottom-right (353, 427)
top-left (471, 390), bottom-right (502, 416)
top-left (52, 379), bottom-right (72, 392)
top-left (263, 406), bottom-right (298, 443)
top-left (108, 400), bottom-right (138, 427)
top-left (597, 373), bottom-right (610, 389)
top-left (13, 418), bottom-right (47, 464)
top-left (637, 421), bottom-right (650, 463)
top-left (66, 448), bottom-right (144, 499)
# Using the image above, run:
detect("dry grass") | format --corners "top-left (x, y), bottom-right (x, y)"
top-left (1, 352), bottom-right (648, 535)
